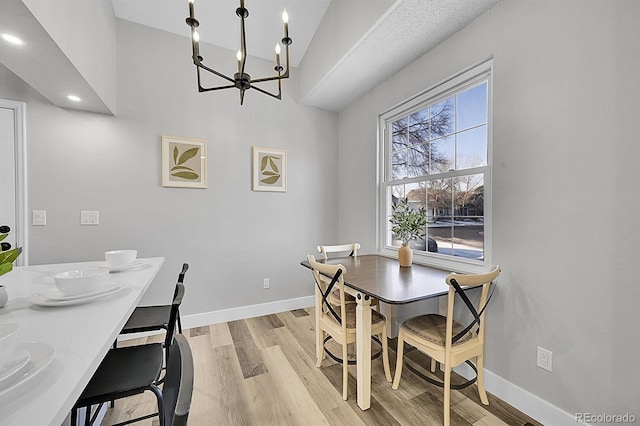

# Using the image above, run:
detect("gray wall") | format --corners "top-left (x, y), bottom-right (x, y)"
top-left (337, 0), bottom-right (639, 418)
top-left (0, 19), bottom-right (338, 313)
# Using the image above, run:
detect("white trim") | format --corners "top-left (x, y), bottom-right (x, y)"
top-left (0, 99), bottom-right (27, 265)
top-left (377, 59), bottom-right (493, 274)
top-left (454, 363), bottom-right (581, 425)
top-left (118, 295), bottom-right (315, 342)
top-left (181, 296), bottom-right (315, 329)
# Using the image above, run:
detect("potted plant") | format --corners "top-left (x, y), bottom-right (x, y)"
top-left (389, 198), bottom-right (427, 267)
top-left (1, 225), bottom-right (23, 307)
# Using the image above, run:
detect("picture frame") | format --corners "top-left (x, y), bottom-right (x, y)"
top-left (252, 146), bottom-right (287, 192)
top-left (161, 135), bottom-right (207, 188)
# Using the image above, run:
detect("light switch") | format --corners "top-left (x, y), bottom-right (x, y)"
top-left (80, 211), bottom-right (99, 225)
top-left (32, 210), bottom-right (46, 226)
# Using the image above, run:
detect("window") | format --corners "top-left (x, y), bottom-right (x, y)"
top-left (379, 60), bottom-right (492, 270)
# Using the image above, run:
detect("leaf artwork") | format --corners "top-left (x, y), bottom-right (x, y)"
top-left (170, 145), bottom-right (200, 181)
top-left (259, 155), bottom-right (281, 185)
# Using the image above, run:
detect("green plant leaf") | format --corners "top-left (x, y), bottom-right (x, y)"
top-left (0, 234), bottom-right (6, 242)
top-left (171, 171), bottom-right (200, 180)
top-left (177, 147), bottom-right (200, 165)
top-left (262, 171), bottom-right (278, 176)
top-left (0, 247), bottom-right (22, 264)
top-left (260, 175), bottom-right (280, 185)
top-left (268, 156), bottom-right (279, 173)
top-left (0, 262), bottom-right (12, 277)
top-left (260, 155), bottom-right (269, 171)
top-left (170, 165), bottom-right (195, 172)
top-left (173, 145), bottom-right (178, 164)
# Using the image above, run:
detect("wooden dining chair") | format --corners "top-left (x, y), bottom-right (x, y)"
top-left (316, 243), bottom-right (380, 312)
top-left (72, 333), bottom-right (193, 426)
top-left (307, 255), bottom-right (392, 400)
top-left (391, 265), bottom-right (501, 426)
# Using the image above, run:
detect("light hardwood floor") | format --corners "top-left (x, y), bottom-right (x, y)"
top-left (103, 308), bottom-right (541, 426)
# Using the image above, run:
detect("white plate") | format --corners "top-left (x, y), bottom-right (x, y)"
top-left (38, 283), bottom-right (121, 301)
top-left (0, 343), bottom-right (55, 396)
top-left (99, 259), bottom-right (146, 272)
top-left (0, 350), bottom-right (31, 386)
top-left (28, 284), bottom-right (123, 306)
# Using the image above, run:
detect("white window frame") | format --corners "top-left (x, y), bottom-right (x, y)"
top-left (377, 59), bottom-right (493, 273)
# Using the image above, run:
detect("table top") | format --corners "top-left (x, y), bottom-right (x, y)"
top-left (0, 257), bottom-right (165, 426)
top-left (301, 254), bottom-right (452, 304)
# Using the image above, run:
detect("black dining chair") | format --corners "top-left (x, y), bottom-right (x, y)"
top-left (120, 263), bottom-right (189, 336)
top-left (72, 327), bottom-right (193, 426)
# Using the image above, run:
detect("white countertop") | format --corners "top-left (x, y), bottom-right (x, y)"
top-left (0, 257), bottom-right (165, 426)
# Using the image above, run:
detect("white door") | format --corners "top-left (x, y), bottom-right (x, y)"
top-left (0, 99), bottom-right (27, 265)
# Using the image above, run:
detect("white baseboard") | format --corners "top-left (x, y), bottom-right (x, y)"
top-left (454, 363), bottom-right (580, 425)
top-left (180, 295), bottom-right (315, 330)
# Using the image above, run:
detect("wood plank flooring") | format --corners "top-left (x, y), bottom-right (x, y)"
top-left (102, 308), bottom-right (542, 426)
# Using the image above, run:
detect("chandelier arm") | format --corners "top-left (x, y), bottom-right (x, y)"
top-left (239, 12), bottom-right (248, 77)
top-left (196, 63), bottom-right (235, 84)
top-left (251, 83), bottom-right (282, 100)
top-left (198, 83), bottom-right (238, 92)
top-left (250, 74), bottom-right (287, 84)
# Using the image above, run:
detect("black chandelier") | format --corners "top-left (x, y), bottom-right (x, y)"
top-left (186, 0), bottom-right (292, 105)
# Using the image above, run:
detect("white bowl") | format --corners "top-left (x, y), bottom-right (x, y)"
top-left (105, 250), bottom-right (137, 267)
top-left (54, 268), bottom-right (109, 297)
top-left (0, 323), bottom-right (18, 368)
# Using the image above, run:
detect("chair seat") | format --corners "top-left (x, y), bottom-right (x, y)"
top-left (328, 303), bottom-right (386, 328)
top-left (78, 343), bottom-right (163, 406)
top-left (402, 314), bottom-right (474, 346)
top-left (122, 305), bottom-right (172, 333)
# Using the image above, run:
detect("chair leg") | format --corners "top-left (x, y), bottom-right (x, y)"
top-left (315, 330), bottom-right (324, 368)
top-left (476, 354), bottom-right (489, 405)
top-left (392, 331), bottom-right (405, 389)
top-left (443, 364), bottom-right (451, 426)
top-left (150, 385), bottom-right (164, 426)
top-left (430, 358), bottom-right (437, 373)
top-left (380, 328), bottom-right (392, 382)
top-left (342, 339), bottom-right (349, 400)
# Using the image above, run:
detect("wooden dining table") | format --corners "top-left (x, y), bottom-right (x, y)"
top-left (300, 254), bottom-right (452, 410)
top-left (0, 257), bottom-right (165, 426)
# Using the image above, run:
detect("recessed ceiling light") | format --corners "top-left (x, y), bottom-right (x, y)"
top-left (67, 95), bottom-right (82, 102)
top-left (1, 33), bottom-right (24, 45)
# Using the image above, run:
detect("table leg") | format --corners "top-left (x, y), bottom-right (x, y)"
top-left (355, 293), bottom-right (372, 410)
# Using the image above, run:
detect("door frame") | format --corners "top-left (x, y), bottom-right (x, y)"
top-left (0, 99), bottom-right (27, 265)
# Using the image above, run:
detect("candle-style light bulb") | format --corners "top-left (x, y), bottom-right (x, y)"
top-left (282, 9), bottom-right (289, 39)
top-left (237, 50), bottom-right (243, 74)
top-left (193, 30), bottom-right (200, 42)
top-left (275, 43), bottom-right (281, 69)
top-left (188, 0), bottom-right (194, 4)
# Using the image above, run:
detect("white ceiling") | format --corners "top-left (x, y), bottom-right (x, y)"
top-left (111, 0), bottom-right (332, 68)
top-left (0, 0), bottom-right (500, 113)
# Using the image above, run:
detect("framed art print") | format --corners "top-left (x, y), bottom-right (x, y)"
top-left (252, 146), bottom-right (287, 192)
top-left (162, 135), bottom-right (207, 188)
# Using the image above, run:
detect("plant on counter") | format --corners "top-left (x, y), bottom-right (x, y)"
top-left (0, 225), bottom-right (22, 277)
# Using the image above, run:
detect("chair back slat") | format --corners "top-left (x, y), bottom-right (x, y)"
top-left (317, 243), bottom-right (361, 260)
top-left (164, 334), bottom-right (194, 426)
top-left (445, 266), bottom-right (500, 344)
top-left (307, 255), bottom-right (347, 327)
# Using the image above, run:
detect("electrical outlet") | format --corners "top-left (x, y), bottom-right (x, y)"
top-left (263, 278), bottom-right (270, 289)
top-left (80, 210), bottom-right (99, 225)
top-left (537, 346), bottom-right (552, 372)
top-left (32, 210), bottom-right (47, 226)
